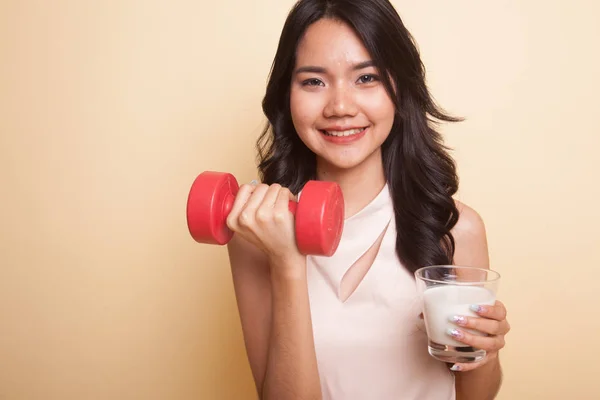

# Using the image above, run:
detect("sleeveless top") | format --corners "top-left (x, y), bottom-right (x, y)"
top-left (303, 183), bottom-right (456, 400)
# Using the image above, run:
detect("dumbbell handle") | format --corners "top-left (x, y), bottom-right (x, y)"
top-left (221, 192), bottom-right (298, 220)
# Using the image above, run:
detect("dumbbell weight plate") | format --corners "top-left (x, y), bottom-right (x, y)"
top-left (186, 171), bottom-right (239, 245)
top-left (295, 180), bottom-right (344, 257)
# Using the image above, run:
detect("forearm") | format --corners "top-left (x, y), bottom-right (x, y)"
top-left (455, 356), bottom-right (503, 400)
top-left (261, 258), bottom-right (321, 400)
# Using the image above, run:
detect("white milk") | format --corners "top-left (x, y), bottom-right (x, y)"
top-left (422, 285), bottom-right (496, 347)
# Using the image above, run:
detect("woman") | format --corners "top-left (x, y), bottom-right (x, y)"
top-left (225, 0), bottom-right (511, 399)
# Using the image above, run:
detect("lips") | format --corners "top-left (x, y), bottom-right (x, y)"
top-left (322, 127), bottom-right (366, 137)
top-left (319, 126), bottom-right (369, 144)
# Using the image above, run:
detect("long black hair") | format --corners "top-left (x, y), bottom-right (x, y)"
top-left (256, 0), bottom-right (460, 274)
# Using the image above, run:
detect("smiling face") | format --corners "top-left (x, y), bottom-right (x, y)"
top-left (290, 18), bottom-right (396, 176)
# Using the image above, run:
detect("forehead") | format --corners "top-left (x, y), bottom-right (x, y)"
top-left (295, 18), bottom-right (372, 66)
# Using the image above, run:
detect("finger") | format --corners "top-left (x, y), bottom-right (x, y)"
top-left (273, 187), bottom-right (295, 224)
top-left (226, 181), bottom-right (259, 232)
top-left (255, 184), bottom-right (282, 224)
top-left (450, 315), bottom-right (504, 336)
top-left (239, 184), bottom-right (270, 227)
top-left (446, 327), bottom-right (505, 352)
top-left (449, 355), bottom-right (490, 373)
top-left (471, 300), bottom-right (507, 322)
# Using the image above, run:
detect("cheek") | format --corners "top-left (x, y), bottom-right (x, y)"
top-left (290, 90), bottom-right (324, 129)
top-left (360, 92), bottom-right (395, 125)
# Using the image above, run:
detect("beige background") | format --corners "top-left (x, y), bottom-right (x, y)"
top-left (1, 0), bottom-right (598, 399)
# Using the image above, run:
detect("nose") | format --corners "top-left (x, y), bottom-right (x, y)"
top-left (323, 86), bottom-right (358, 118)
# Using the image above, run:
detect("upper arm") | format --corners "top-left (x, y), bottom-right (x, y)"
top-left (451, 200), bottom-right (490, 269)
top-left (226, 234), bottom-right (272, 395)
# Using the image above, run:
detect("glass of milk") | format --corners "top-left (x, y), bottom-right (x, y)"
top-left (415, 265), bottom-right (500, 364)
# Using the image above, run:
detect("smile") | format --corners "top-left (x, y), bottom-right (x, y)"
top-left (319, 126), bottom-right (369, 144)
top-left (321, 127), bottom-right (367, 137)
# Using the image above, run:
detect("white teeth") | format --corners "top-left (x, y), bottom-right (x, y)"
top-left (324, 127), bottom-right (365, 137)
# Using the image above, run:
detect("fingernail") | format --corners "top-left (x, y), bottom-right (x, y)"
top-left (450, 364), bottom-right (461, 371)
top-left (450, 315), bottom-right (467, 326)
top-left (249, 180), bottom-right (258, 186)
top-left (470, 304), bottom-right (483, 313)
top-left (446, 328), bottom-right (463, 339)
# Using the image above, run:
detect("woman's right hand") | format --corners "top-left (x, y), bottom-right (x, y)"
top-left (226, 181), bottom-right (305, 272)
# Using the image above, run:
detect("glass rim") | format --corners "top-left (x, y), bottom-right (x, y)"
top-left (414, 265), bottom-right (501, 285)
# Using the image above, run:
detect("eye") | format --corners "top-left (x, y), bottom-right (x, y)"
top-left (358, 74), bottom-right (379, 84)
top-left (302, 78), bottom-right (324, 87)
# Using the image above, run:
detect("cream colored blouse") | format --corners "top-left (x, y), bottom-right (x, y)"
top-left (304, 183), bottom-right (455, 400)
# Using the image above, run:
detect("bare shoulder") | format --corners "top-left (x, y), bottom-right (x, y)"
top-left (452, 200), bottom-right (487, 238)
top-left (451, 199), bottom-right (490, 268)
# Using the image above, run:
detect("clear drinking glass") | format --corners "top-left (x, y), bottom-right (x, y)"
top-left (415, 265), bottom-right (501, 363)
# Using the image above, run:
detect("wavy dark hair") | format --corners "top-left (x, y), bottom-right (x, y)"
top-left (256, 0), bottom-right (460, 274)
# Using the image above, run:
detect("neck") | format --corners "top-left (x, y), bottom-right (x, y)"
top-left (315, 151), bottom-right (387, 219)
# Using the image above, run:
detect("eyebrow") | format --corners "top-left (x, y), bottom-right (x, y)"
top-left (294, 60), bottom-right (376, 74)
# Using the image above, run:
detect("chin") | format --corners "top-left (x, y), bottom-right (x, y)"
top-left (298, 129), bottom-right (388, 172)
top-left (317, 152), bottom-right (379, 172)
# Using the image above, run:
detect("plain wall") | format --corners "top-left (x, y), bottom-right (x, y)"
top-left (1, 0), bottom-right (598, 398)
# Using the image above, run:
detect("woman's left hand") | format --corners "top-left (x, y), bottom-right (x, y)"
top-left (447, 300), bottom-right (511, 372)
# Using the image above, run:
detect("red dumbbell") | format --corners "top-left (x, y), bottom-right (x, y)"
top-left (186, 171), bottom-right (344, 257)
